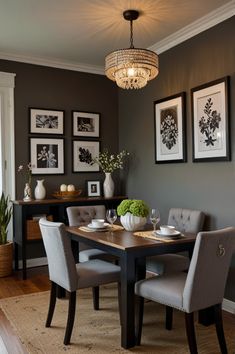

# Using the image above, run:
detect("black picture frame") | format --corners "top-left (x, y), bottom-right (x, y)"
top-left (30, 137), bottom-right (64, 175)
top-left (191, 77), bottom-right (230, 162)
top-left (72, 140), bottom-right (100, 173)
top-left (29, 108), bottom-right (64, 135)
top-left (86, 180), bottom-right (101, 197)
top-left (154, 92), bottom-right (186, 163)
top-left (72, 111), bottom-right (100, 138)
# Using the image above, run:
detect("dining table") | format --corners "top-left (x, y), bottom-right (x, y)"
top-left (66, 224), bottom-right (196, 349)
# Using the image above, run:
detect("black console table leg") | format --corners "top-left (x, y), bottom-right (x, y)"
top-left (22, 244), bottom-right (27, 280)
top-left (14, 243), bottom-right (19, 271)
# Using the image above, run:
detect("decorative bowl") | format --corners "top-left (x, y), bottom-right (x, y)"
top-left (52, 190), bottom-right (82, 199)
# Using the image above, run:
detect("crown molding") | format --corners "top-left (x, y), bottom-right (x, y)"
top-left (0, 1), bottom-right (234, 74)
top-left (149, 0), bottom-right (235, 54)
top-left (0, 52), bottom-right (104, 75)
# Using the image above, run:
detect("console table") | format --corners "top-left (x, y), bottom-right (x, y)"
top-left (13, 196), bottom-right (127, 279)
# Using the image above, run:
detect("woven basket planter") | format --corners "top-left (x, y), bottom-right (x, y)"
top-left (0, 241), bottom-right (13, 277)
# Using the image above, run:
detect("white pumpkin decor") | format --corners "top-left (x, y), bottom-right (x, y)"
top-left (60, 184), bottom-right (67, 192)
top-left (67, 184), bottom-right (75, 191)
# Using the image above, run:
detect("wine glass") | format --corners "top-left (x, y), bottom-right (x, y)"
top-left (150, 208), bottom-right (160, 232)
top-left (106, 209), bottom-right (117, 229)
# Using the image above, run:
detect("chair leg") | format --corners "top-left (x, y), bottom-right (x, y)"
top-left (46, 281), bottom-right (57, 327)
top-left (135, 296), bottom-right (144, 346)
top-left (92, 286), bottom-right (99, 310)
top-left (64, 291), bottom-right (76, 345)
top-left (214, 303), bottom-right (228, 354)
top-left (165, 305), bottom-right (173, 330)
top-left (185, 312), bottom-right (198, 354)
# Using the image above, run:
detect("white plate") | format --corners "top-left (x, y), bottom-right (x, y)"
top-left (155, 230), bottom-right (181, 237)
top-left (87, 222), bottom-right (110, 230)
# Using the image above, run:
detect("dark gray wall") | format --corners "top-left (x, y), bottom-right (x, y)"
top-left (0, 60), bottom-right (119, 259)
top-left (0, 60), bottom-right (119, 198)
top-left (118, 16), bottom-right (235, 301)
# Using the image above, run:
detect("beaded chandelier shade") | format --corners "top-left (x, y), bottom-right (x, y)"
top-left (105, 10), bottom-right (159, 90)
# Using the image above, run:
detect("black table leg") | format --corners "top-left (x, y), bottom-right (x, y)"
top-left (198, 306), bottom-right (215, 326)
top-left (120, 253), bottom-right (136, 349)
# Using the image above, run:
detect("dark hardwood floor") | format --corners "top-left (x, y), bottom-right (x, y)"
top-left (0, 266), bottom-right (50, 354)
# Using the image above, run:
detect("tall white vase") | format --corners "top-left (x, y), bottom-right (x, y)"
top-left (34, 179), bottom-right (46, 200)
top-left (103, 173), bottom-right (114, 198)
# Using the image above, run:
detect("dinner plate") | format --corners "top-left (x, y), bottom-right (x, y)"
top-left (87, 222), bottom-right (110, 230)
top-left (154, 230), bottom-right (181, 237)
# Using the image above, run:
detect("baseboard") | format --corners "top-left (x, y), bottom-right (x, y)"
top-left (15, 257), bottom-right (48, 269)
top-left (222, 298), bottom-right (235, 314)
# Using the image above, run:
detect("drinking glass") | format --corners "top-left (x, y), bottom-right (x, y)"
top-left (150, 208), bottom-right (160, 232)
top-left (106, 209), bottom-right (117, 229)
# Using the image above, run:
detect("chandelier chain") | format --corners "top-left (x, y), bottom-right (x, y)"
top-left (130, 20), bottom-right (134, 49)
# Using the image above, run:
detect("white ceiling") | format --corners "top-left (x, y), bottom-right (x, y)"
top-left (0, 0), bottom-right (234, 74)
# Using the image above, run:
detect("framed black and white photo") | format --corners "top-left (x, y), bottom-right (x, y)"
top-left (30, 138), bottom-right (64, 174)
top-left (154, 92), bottom-right (186, 163)
top-left (191, 77), bottom-right (230, 162)
top-left (72, 140), bottom-right (100, 172)
top-left (72, 111), bottom-right (100, 137)
top-left (86, 180), bottom-right (101, 197)
top-left (29, 108), bottom-right (64, 135)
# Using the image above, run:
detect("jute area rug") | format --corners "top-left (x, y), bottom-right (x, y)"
top-left (0, 284), bottom-right (234, 354)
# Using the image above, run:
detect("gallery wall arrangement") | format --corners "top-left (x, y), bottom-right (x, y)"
top-left (154, 76), bottom-right (230, 165)
top-left (28, 107), bottom-right (103, 195)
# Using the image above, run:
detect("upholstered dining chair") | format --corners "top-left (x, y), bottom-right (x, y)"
top-left (135, 227), bottom-right (235, 353)
top-left (67, 205), bottom-right (118, 310)
top-left (66, 205), bottom-right (109, 262)
top-left (146, 208), bottom-right (205, 275)
top-left (39, 218), bottom-right (121, 345)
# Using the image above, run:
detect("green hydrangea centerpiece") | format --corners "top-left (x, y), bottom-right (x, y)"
top-left (117, 199), bottom-right (149, 218)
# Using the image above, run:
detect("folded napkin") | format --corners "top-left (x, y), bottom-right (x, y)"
top-left (134, 231), bottom-right (179, 242)
top-left (79, 224), bottom-right (124, 233)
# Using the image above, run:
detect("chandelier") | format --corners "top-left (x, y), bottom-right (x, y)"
top-left (105, 10), bottom-right (159, 90)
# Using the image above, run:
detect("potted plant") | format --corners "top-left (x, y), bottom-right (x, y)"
top-left (0, 192), bottom-right (13, 277)
top-left (117, 199), bottom-right (149, 231)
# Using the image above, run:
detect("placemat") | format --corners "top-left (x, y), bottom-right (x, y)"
top-left (79, 224), bottom-right (124, 233)
top-left (134, 230), bottom-right (182, 242)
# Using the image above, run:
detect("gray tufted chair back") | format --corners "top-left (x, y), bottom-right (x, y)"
top-left (168, 208), bottom-right (205, 233)
top-left (67, 205), bottom-right (106, 226)
top-left (39, 218), bottom-right (78, 292)
top-left (183, 227), bottom-right (235, 312)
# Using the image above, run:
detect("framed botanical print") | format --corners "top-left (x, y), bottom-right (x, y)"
top-left (191, 77), bottom-right (230, 162)
top-left (154, 92), bottom-right (186, 163)
top-left (86, 180), bottom-right (101, 197)
top-left (72, 111), bottom-right (100, 138)
top-left (29, 108), bottom-right (64, 135)
top-left (30, 138), bottom-right (64, 174)
top-left (72, 140), bottom-right (100, 172)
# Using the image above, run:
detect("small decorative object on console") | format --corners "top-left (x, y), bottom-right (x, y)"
top-left (52, 190), bottom-right (82, 199)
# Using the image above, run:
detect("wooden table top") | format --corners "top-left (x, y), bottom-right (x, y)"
top-left (66, 226), bottom-right (196, 252)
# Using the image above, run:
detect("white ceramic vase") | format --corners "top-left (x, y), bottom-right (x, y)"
top-left (34, 179), bottom-right (46, 200)
top-left (23, 183), bottom-right (32, 202)
top-left (103, 172), bottom-right (114, 198)
top-left (120, 212), bottom-right (147, 231)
